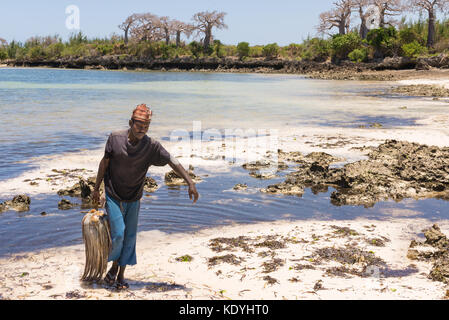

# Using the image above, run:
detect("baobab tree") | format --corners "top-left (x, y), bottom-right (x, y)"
top-left (171, 20), bottom-right (195, 47)
top-left (158, 16), bottom-right (174, 45)
top-left (192, 11), bottom-right (227, 49)
top-left (130, 13), bottom-right (163, 43)
top-left (354, 0), bottom-right (371, 38)
top-left (407, 0), bottom-right (449, 47)
top-left (119, 13), bottom-right (142, 44)
top-left (372, 0), bottom-right (403, 28)
top-left (317, 0), bottom-right (354, 36)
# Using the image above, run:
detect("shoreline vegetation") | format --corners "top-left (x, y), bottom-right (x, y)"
top-left (1, 3), bottom-right (449, 81)
top-left (2, 54), bottom-right (449, 80)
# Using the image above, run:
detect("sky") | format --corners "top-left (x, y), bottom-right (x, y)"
top-left (0, 0), bottom-right (422, 46)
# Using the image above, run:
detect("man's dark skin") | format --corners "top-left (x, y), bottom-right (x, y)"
top-left (92, 118), bottom-right (199, 287)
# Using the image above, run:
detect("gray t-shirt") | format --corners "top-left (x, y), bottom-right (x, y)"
top-left (103, 129), bottom-right (171, 202)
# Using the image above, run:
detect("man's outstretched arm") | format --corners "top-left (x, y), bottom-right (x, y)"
top-left (168, 157), bottom-right (199, 204)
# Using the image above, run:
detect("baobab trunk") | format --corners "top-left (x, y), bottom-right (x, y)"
top-left (339, 21), bottom-right (346, 35)
top-left (176, 31), bottom-right (181, 47)
top-left (360, 20), bottom-right (369, 39)
top-left (204, 27), bottom-right (212, 49)
top-left (164, 27), bottom-right (170, 45)
top-left (124, 27), bottom-right (129, 45)
top-left (427, 9), bottom-right (436, 48)
top-left (379, 7), bottom-right (386, 28)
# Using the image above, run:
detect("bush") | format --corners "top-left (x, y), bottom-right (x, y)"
top-left (28, 46), bottom-right (46, 60)
top-left (7, 40), bottom-right (19, 59)
top-left (95, 43), bottom-right (114, 56)
top-left (401, 40), bottom-right (428, 58)
top-left (160, 43), bottom-right (179, 59)
top-left (203, 45), bottom-right (214, 56)
top-left (68, 31), bottom-right (88, 46)
top-left (45, 42), bottom-right (64, 58)
top-left (188, 41), bottom-right (203, 58)
top-left (399, 28), bottom-right (424, 46)
top-left (213, 40), bottom-right (225, 58)
top-left (434, 38), bottom-right (449, 53)
top-left (262, 43), bottom-right (279, 59)
top-left (301, 38), bottom-right (331, 62)
top-left (283, 43), bottom-right (303, 59)
top-left (0, 49), bottom-right (7, 60)
top-left (222, 45), bottom-right (237, 57)
top-left (237, 42), bottom-right (250, 59)
top-left (366, 27), bottom-right (400, 58)
top-left (61, 44), bottom-right (89, 58)
top-left (331, 32), bottom-right (363, 60)
top-left (348, 48), bottom-right (368, 62)
top-left (249, 46), bottom-right (263, 58)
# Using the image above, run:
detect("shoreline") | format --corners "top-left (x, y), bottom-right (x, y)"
top-left (1, 217), bottom-right (448, 300)
top-left (3, 54), bottom-right (449, 81)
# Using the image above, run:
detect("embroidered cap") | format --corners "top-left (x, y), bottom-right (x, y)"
top-left (132, 104), bottom-right (152, 122)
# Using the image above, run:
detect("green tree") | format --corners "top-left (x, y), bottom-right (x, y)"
top-left (236, 42), bottom-right (250, 59)
top-left (301, 37), bottom-right (331, 62)
top-left (262, 43), bottom-right (279, 59)
top-left (0, 49), bottom-right (7, 60)
top-left (366, 27), bottom-right (400, 58)
top-left (401, 40), bottom-right (428, 57)
top-left (348, 47), bottom-right (368, 62)
top-left (331, 32), bottom-right (363, 60)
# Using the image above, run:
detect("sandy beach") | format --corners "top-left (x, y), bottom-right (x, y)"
top-left (1, 217), bottom-right (448, 300)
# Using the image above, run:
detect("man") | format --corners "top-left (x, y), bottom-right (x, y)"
top-left (92, 104), bottom-right (199, 289)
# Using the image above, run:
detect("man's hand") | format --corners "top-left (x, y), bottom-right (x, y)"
top-left (92, 189), bottom-right (101, 206)
top-left (188, 183), bottom-right (199, 204)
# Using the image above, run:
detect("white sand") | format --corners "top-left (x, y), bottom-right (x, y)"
top-left (1, 218), bottom-right (448, 300)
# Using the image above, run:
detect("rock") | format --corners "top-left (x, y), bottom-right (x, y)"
top-left (164, 170), bottom-right (202, 186)
top-left (408, 224), bottom-right (449, 284)
top-left (79, 179), bottom-right (91, 199)
top-left (58, 199), bottom-right (77, 210)
top-left (57, 176), bottom-right (100, 198)
top-left (261, 140), bottom-right (449, 206)
top-left (424, 225), bottom-right (449, 249)
top-left (369, 123), bottom-right (383, 128)
top-left (375, 56), bottom-right (415, 70)
top-left (233, 184), bottom-right (248, 191)
top-left (391, 84), bottom-right (449, 97)
top-left (242, 161), bottom-right (272, 171)
top-left (0, 195), bottom-right (31, 212)
top-left (261, 183), bottom-right (304, 196)
top-left (249, 171), bottom-right (277, 180)
top-left (143, 177), bottom-right (159, 193)
top-left (407, 249), bottom-right (420, 260)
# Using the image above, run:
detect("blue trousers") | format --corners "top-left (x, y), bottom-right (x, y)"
top-left (105, 193), bottom-right (140, 266)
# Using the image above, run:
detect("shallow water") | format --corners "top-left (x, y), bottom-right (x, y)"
top-left (0, 68), bottom-right (448, 257)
